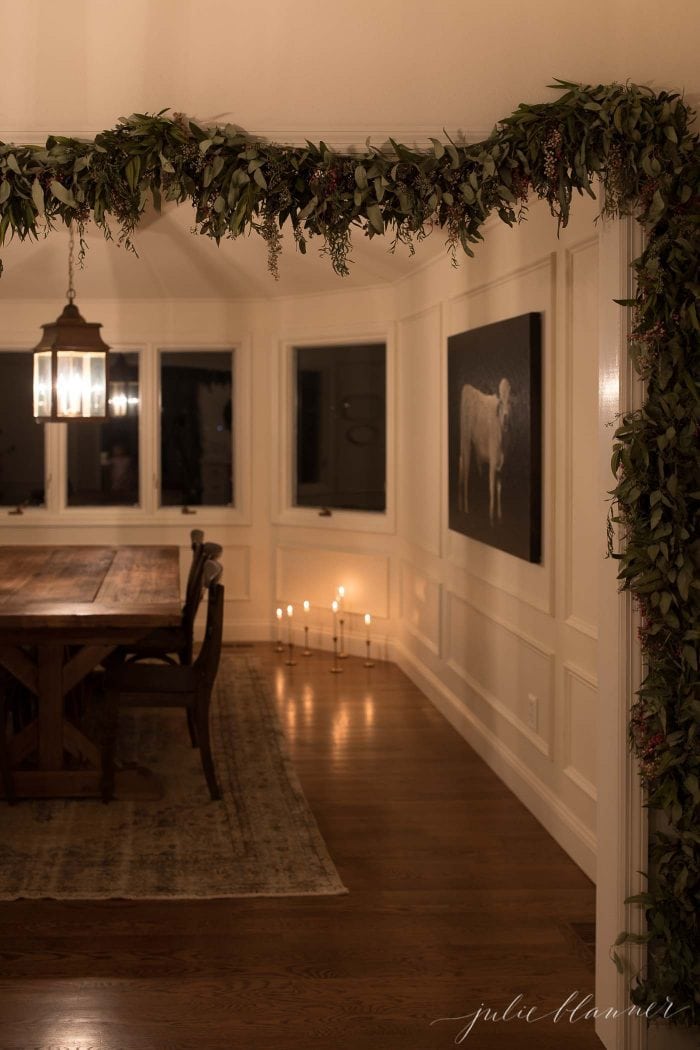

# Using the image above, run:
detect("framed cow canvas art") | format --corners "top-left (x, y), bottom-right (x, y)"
top-left (447, 313), bottom-right (542, 563)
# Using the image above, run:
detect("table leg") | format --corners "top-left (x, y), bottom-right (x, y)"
top-left (37, 644), bottom-right (65, 769)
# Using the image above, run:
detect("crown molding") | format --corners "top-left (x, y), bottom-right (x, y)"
top-left (0, 125), bottom-right (493, 149)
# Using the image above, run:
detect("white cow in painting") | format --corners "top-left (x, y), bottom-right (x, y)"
top-left (458, 377), bottom-right (512, 523)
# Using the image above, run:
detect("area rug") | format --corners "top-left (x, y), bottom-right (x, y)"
top-left (0, 654), bottom-right (347, 900)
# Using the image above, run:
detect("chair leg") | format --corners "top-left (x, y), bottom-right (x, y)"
top-left (193, 698), bottom-right (221, 801)
top-left (186, 707), bottom-right (199, 748)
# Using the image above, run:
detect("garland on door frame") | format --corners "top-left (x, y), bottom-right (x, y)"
top-left (1, 80), bottom-right (698, 1023)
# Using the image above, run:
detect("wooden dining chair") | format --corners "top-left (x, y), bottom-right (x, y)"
top-left (121, 540), bottom-right (223, 668)
top-left (102, 559), bottom-right (225, 803)
top-left (185, 528), bottom-right (205, 609)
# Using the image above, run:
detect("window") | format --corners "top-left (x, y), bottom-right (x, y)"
top-left (67, 352), bottom-right (140, 506)
top-left (295, 343), bottom-right (386, 512)
top-left (0, 345), bottom-right (242, 521)
top-left (0, 352), bottom-right (45, 508)
top-left (159, 350), bottom-right (233, 508)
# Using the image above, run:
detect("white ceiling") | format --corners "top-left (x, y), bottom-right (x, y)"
top-left (0, 0), bottom-right (697, 301)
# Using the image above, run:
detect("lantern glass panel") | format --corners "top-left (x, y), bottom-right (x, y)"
top-left (33, 350), bottom-right (53, 419)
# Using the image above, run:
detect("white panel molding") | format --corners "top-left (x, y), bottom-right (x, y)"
top-left (391, 639), bottom-right (596, 880)
top-left (399, 559), bottom-right (441, 657)
top-left (275, 544), bottom-right (391, 618)
top-left (565, 614), bottom-right (599, 640)
top-left (444, 589), bottom-right (554, 757)
top-left (397, 301), bottom-right (442, 327)
top-left (562, 660), bottom-right (599, 802)
top-left (446, 253), bottom-right (557, 310)
top-left (397, 304), bottom-right (442, 558)
top-left (563, 237), bottom-right (600, 639)
top-left (220, 545), bottom-right (252, 602)
top-left (595, 216), bottom-right (647, 1050)
top-left (442, 253), bottom-right (556, 617)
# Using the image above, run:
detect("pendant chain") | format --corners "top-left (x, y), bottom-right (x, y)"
top-left (67, 224), bottom-right (76, 303)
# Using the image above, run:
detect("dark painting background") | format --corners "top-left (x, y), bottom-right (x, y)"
top-left (447, 313), bottom-right (542, 563)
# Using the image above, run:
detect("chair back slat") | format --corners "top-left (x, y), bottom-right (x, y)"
top-left (184, 533), bottom-right (206, 610)
top-left (183, 543), bottom-right (222, 633)
top-left (194, 580), bottom-right (225, 685)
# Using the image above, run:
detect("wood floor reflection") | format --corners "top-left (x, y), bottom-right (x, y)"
top-left (0, 643), bottom-right (601, 1049)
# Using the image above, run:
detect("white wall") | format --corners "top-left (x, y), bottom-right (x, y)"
top-left (392, 197), bottom-right (602, 879)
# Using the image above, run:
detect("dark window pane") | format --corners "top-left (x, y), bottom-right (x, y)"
top-left (295, 343), bottom-right (386, 512)
top-left (67, 352), bottom-right (140, 507)
top-left (160, 350), bottom-right (233, 507)
top-left (0, 352), bottom-right (45, 507)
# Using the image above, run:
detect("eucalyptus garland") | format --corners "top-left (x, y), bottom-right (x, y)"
top-left (1, 80), bottom-right (698, 1022)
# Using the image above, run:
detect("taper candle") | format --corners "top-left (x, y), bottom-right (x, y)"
top-left (302, 600), bottom-right (311, 656)
top-left (364, 613), bottom-right (375, 667)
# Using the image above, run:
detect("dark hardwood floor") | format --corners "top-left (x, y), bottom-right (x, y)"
top-left (0, 644), bottom-right (602, 1049)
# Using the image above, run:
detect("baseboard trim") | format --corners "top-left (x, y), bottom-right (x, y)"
top-left (391, 638), bottom-right (597, 882)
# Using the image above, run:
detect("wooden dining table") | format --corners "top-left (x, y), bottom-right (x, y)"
top-left (0, 545), bottom-right (181, 800)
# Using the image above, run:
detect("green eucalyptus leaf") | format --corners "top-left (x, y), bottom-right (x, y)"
top-left (49, 180), bottom-right (76, 207)
top-left (366, 203), bottom-right (383, 234)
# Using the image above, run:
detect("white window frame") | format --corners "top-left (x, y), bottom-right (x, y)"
top-left (0, 340), bottom-right (251, 528)
top-left (0, 346), bottom-right (51, 517)
top-left (154, 342), bottom-right (250, 527)
top-left (272, 327), bottom-right (396, 535)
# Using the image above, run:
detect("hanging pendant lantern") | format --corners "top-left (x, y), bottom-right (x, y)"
top-left (33, 226), bottom-right (109, 421)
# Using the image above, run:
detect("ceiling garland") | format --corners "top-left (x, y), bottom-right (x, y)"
top-left (1, 79), bottom-right (698, 1024)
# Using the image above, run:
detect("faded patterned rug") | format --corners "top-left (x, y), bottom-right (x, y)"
top-left (0, 654), bottom-right (346, 900)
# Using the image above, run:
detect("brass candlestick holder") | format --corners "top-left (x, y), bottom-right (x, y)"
top-left (275, 616), bottom-right (284, 653)
top-left (330, 633), bottom-right (343, 673)
top-left (338, 616), bottom-right (348, 659)
top-left (285, 639), bottom-right (297, 666)
top-left (303, 624), bottom-right (312, 656)
top-left (364, 638), bottom-right (375, 668)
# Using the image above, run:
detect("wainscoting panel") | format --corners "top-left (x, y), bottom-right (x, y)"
top-left (397, 306), bottom-right (442, 558)
top-left (562, 662), bottom-right (599, 801)
top-left (399, 559), bottom-right (441, 656)
top-left (445, 590), bottom-right (554, 756)
top-left (564, 237), bottom-right (600, 639)
top-left (275, 545), bottom-right (390, 618)
top-left (444, 254), bottom-right (556, 617)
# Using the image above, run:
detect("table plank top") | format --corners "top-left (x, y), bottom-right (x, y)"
top-left (0, 546), bottom-right (182, 630)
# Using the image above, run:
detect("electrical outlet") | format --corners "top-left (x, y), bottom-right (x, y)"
top-left (526, 693), bottom-right (538, 732)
